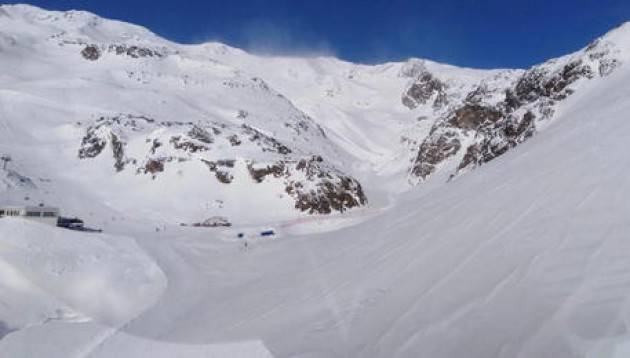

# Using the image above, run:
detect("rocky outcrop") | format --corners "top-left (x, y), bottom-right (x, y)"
top-left (247, 162), bottom-right (286, 183)
top-left (409, 42), bottom-right (622, 183)
top-left (248, 156), bottom-right (367, 214)
top-left (464, 84), bottom-right (490, 104)
top-left (77, 114), bottom-right (295, 176)
top-left (78, 127), bottom-right (107, 158)
top-left (402, 71), bottom-right (448, 110)
top-left (455, 111), bottom-right (536, 175)
top-left (241, 124), bottom-right (291, 155)
top-left (188, 125), bottom-right (214, 144)
top-left (78, 115), bottom-right (155, 172)
top-left (77, 114), bottom-right (367, 215)
top-left (410, 129), bottom-right (461, 180)
top-left (80, 44), bottom-right (100, 60)
top-left (201, 159), bottom-right (235, 184)
top-left (411, 98), bottom-right (538, 182)
top-left (509, 60), bottom-right (594, 113)
top-left (80, 43), bottom-right (166, 61)
top-left (228, 135), bottom-right (242, 146)
top-left (170, 135), bottom-right (209, 153)
top-left (448, 105), bottom-right (503, 130)
top-left (143, 159), bottom-right (164, 175)
top-left (107, 44), bottom-right (164, 58)
top-left (293, 176), bottom-right (366, 215)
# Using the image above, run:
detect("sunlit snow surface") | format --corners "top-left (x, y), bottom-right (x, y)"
top-left (2, 4), bottom-right (630, 358)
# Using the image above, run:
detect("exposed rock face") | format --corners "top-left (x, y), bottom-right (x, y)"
top-left (294, 176), bottom-right (366, 215)
top-left (188, 125), bottom-right (214, 144)
top-left (228, 135), bottom-right (242, 146)
top-left (78, 115), bottom-right (151, 172)
top-left (448, 105), bottom-right (503, 130)
top-left (411, 98), bottom-right (538, 182)
top-left (402, 71), bottom-right (448, 110)
top-left (512, 60), bottom-right (594, 106)
top-left (247, 162), bottom-right (285, 183)
top-left (77, 114), bottom-right (297, 176)
top-left (170, 135), bottom-right (209, 153)
top-left (241, 124), bottom-right (292, 155)
top-left (77, 114), bottom-right (367, 215)
top-left (107, 44), bottom-right (164, 58)
top-left (409, 41), bottom-right (622, 183)
top-left (410, 129), bottom-right (461, 180)
top-left (201, 159), bottom-right (235, 184)
top-left (457, 112), bottom-right (536, 174)
top-left (80, 44), bottom-right (100, 60)
top-left (80, 43), bottom-right (166, 61)
top-left (78, 127), bottom-right (107, 158)
top-left (248, 156), bottom-right (367, 214)
top-left (143, 159), bottom-right (164, 175)
top-left (465, 84), bottom-right (489, 104)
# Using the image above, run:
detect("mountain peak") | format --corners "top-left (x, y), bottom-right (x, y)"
top-left (0, 4), bottom-right (169, 48)
top-left (586, 20), bottom-right (630, 54)
top-left (0, 3), bottom-right (96, 22)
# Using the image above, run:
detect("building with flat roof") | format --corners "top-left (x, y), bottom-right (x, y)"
top-left (0, 205), bottom-right (59, 226)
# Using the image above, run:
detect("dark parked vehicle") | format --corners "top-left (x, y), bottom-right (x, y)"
top-left (57, 216), bottom-right (84, 229)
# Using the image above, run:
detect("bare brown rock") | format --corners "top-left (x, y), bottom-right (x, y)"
top-left (81, 45), bottom-right (100, 61)
top-left (247, 162), bottom-right (286, 183)
top-left (402, 72), bottom-right (447, 109)
top-left (411, 130), bottom-right (461, 180)
top-left (201, 159), bottom-right (235, 184)
top-left (144, 159), bottom-right (164, 175)
top-left (448, 105), bottom-right (503, 130)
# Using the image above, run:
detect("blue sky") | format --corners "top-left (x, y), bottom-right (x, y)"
top-left (13, 0), bottom-right (630, 68)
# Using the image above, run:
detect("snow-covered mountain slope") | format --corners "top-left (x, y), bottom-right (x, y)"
top-left (199, 44), bottom-right (507, 187)
top-left (2, 4), bottom-right (630, 358)
top-left (407, 27), bottom-right (628, 185)
top-left (0, 4), bottom-right (628, 223)
top-left (0, 4), bottom-right (366, 225)
top-left (3, 48), bottom-right (628, 357)
top-left (121, 47), bottom-right (630, 358)
top-left (205, 27), bottom-right (628, 189)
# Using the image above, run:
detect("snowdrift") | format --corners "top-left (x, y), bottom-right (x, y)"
top-left (0, 219), bottom-right (166, 333)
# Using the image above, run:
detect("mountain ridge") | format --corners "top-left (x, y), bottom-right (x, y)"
top-left (0, 3), bottom-right (628, 224)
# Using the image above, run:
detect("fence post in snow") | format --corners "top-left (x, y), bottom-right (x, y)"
top-left (1, 155), bottom-right (10, 170)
